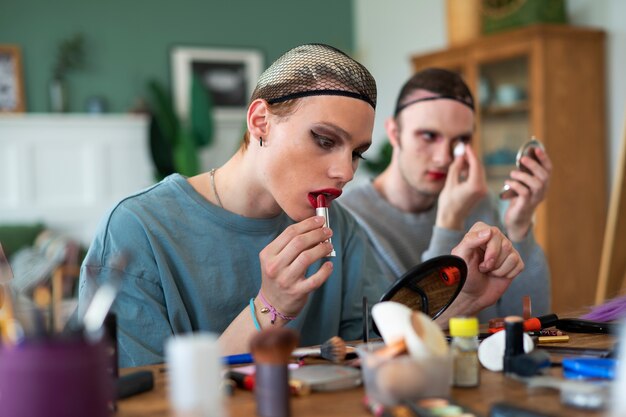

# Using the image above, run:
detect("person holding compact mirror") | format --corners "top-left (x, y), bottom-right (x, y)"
top-left (79, 48), bottom-right (524, 367)
top-left (341, 68), bottom-right (552, 321)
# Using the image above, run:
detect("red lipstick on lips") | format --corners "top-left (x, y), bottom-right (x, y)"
top-left (308, 189), bottom-right (341, 209)
top-left (427, 171), bottom-right (447, 181)
top-left (314, 193), bottom-right (336, 257)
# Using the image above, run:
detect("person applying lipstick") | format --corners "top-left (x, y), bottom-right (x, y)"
top-left (78, 45), bottom-right (525, 368)
top-left (341, 68), bottom-right (552, 321)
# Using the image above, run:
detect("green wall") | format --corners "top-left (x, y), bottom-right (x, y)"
top-left (0, 0), bottom-right (354, 113)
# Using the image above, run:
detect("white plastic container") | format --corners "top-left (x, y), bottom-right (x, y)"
top-left (356, 342), bottom-right (452, 407)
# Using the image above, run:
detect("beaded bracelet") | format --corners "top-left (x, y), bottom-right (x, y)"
top-left (249, 298), bottom-right (261, 331)
top-left (258, 291), bottom-right (297, 325)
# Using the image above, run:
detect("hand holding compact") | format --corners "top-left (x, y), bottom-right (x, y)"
top-left (436, 144), bottom-right (488, 231)
top-left (501, 138), bottom-right (552, 241)
top-left (450, 222), bottom-right (524, 314)
top-left (257, 215), bottom-right (334, 322)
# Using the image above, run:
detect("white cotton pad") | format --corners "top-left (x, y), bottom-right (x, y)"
top-left (372, 301), bottom-right (412, 345)
top-left (404, 311), bottom-right (449, 359)
top-left (478, 330), bottom-right (535, 372)
top-left (453, 142), bottom-right (466, 157)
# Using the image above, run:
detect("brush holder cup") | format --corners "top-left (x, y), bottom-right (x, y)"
top-left (357, 342), bottom-right (452, 407)
top-left (0, 337), bottom-right (114, 417)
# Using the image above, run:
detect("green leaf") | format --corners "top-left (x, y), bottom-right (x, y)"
top-left (147, 80), bottom-right (179, 145)
top-left (363, 141), bottom-right (393, 174)
top-left (173, 128), bottom-right (200, 176)
top-left (54, 33), bottom-right (86, 79)
top-left (148, 116), bottom-right (175, 180)
top-left (190, 72), bottom-right (214, 147)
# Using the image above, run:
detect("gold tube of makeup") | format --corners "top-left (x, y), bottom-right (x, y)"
top-left (537, 335), bottom-right (570, 344)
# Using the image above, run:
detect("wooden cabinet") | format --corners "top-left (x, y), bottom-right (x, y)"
top-left (411, 24), bottom-right (607, 312)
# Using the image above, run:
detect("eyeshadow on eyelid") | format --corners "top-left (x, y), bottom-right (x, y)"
top-left (314, 123), bottom-right (348, 139)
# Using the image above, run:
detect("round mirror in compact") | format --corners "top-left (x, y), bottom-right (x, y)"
top-left (377, 255), bottom-right (467, 322)
top-left (500, 137), bottom-right (545, 200)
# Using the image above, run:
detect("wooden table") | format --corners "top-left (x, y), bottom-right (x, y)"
top-left (117, 332), bottom-right (614, 417)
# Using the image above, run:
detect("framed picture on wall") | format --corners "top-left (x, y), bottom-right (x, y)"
top-left (171, 46), bottom-right (264, 122)
top-left (0, 45), bottom-right (26, 113)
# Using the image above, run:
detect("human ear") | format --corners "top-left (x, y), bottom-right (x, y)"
top-left (385, 117), bottom-right (401, 149)
top-left (247, 99), bottom-right (270, 141)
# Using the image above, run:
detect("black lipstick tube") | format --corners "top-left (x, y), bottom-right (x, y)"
top-left (503, 316), bottom-right (524, 374)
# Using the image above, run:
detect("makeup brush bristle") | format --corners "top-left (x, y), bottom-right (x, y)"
top-left (250, 328), bottom-right (299, 365)
top-left (320, 336), bottom-right (347, 363)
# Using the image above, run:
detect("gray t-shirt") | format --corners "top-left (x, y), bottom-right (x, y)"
top-left (340, 182), bottom-right (551, 322)
top-left (78, 174), bottom-right (387, 367)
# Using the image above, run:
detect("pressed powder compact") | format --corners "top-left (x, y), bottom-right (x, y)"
top-left (500, 137), bottom-right (545, 200)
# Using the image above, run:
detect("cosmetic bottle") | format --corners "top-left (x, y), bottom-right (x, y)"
top-left (449, 317), bottom-right (480, 387)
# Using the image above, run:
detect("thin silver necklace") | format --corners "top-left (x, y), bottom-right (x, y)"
top-left (209, 168), bottom-right (224, 208)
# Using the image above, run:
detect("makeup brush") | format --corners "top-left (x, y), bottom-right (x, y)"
top-left (32, 285), bottom-right (52, 337)
top-left (0, 284), bottom-right (21, 346)
top-left (0, 243), bottom-right (13, 310)
top-left (292, 336), bottom-right (350, 363)
top-left (250, 328), bottom-right (299, 417)
top-left (250, 327), bottom-right (299, 365)
top-left (80, 252), bottom-right (128, 342)
top-left (0, 244), bottom-right (17, 343)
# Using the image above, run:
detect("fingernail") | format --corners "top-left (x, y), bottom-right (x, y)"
top-left (479, 229), bottom-right (490, 238)
top-left (323, 227), bottom-right (332, 236)
top-left (315, 216), bottom-right (324, 224)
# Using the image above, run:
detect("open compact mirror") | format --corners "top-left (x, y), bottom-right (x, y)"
top-left (500, 137), bottom-right (545, 200)
top-left (377, 255), bottom-right (467, 326)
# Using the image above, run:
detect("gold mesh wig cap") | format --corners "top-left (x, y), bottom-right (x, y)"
top-left (251, 44), bottom-right (377, 109)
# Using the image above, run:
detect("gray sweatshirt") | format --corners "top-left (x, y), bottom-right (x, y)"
top-left (340, 182), bottom-right (551, 322)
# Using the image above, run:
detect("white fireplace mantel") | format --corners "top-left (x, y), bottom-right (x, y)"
top-left (0, 114), bottom-right (154, 246)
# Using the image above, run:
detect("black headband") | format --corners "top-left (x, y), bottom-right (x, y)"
top-left (267, 89), bottom-right (376, 109)
top-left (394, 95), bottom-right (475, 117)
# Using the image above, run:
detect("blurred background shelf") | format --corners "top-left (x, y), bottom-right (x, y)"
top-left (481, 101), bottom-right (529, 116)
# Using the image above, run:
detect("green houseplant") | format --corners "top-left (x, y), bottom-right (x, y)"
top-left (50, 33), bottom-right (85, 112)
top-left (147, 73), bottom-right (214, 179)
top-left (363, 141), bottom-right (392, 175)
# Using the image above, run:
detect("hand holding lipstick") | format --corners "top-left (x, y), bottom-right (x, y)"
top-left (256, 215), bottom-right (335, 326)
top-left (440, 222), bottom-right (524, 319)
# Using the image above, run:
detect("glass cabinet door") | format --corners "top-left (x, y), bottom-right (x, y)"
top-left (476, 56), bottom-right (530, 207)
